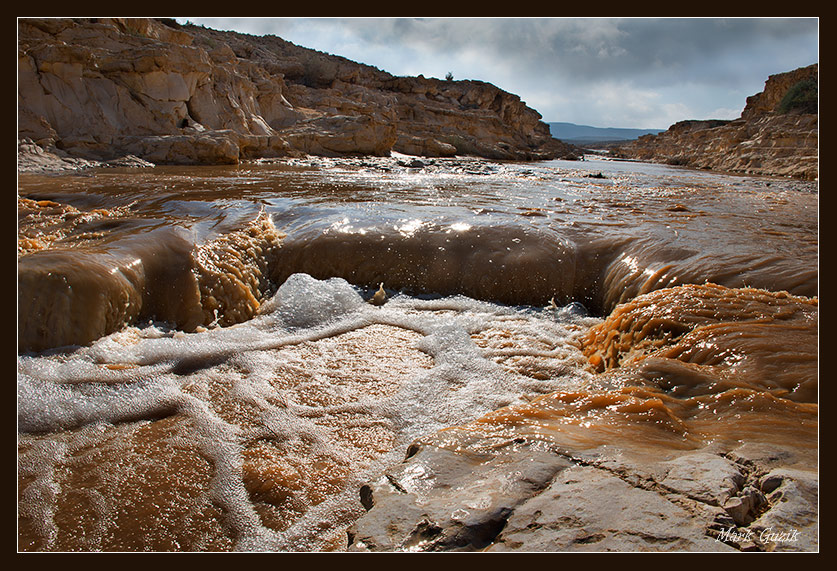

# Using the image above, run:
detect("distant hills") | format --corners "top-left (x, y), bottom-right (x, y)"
top-left (548, 122), bottom-right (664, 145)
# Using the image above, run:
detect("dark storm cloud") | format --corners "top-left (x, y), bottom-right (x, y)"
top-left (319, 17), bottom-right (817, 84)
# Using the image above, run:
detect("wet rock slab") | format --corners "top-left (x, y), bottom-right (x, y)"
top-left (488, 464), bottom-right (729, 552)
top-left (347, 438), bottom-right (817, 552)
top-left (348, 440), bottom-right (572, 551)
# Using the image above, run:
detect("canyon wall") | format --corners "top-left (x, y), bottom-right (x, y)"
top-left (613, 64), bottom-right (818, 180)
top-left (17, 18), bottom-right (579, 167)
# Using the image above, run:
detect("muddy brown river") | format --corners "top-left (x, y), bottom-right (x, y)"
top-left (17, 154), bottom-right (818, 551)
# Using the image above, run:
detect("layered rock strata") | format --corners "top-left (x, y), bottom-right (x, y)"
top-left (17, 18), bottom-right (578, 167)
top-left (613, 64), bottom-right (818, 180)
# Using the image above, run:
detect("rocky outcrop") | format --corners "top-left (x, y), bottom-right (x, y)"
top-left (17, 18), bottom-right (579, 167)
top-left (349, 436), bottom-right (816, 552)
top-left (613, 64), bottom-right (818, 180)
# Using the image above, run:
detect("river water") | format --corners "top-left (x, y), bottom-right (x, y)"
top-left (17, 155), bottom-right (818, 551)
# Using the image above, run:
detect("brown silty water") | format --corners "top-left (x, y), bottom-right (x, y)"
top-left (17, 155), bottom-right (818, 551)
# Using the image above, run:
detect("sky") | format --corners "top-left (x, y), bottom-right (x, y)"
top-left (177, 17), bottom-right (819, 130)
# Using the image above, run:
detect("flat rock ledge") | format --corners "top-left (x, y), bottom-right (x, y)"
top-left (347, 437), bottom-right (818, 552)
top-left (18, 138), bottom-right (155, 174)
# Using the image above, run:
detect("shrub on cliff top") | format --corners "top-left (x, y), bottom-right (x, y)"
top-left (777, 77), bottom-right (818, 114)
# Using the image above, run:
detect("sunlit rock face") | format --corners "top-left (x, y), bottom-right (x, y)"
top-left (614, 64), bottom-right (818, 180)
top-left (17, 18), bottom-right (578, 166)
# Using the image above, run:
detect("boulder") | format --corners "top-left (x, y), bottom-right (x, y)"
top-left (394, 134), bottom-right (457, 157)
top-left (280, 114), bottom-right (397, 157)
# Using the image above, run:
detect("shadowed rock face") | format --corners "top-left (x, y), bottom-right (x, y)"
top-left (17, 18), bottom-right (579, 166)
top-left (613, 64), bottom-right (818, 180)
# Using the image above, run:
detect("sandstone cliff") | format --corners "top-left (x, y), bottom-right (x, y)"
top-left (17, 18), bottom-right (579, 167)
top-left (613, 64), bottom-right (818, 180)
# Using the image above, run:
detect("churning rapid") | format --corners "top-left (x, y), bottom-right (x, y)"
top-left (17, 155), bottom-right (818, 552)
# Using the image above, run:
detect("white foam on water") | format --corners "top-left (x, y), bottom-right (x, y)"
top-left (17, 273), bottom-right (599, 551)
top-left (258, 273), bottom-right (366, 330)
top-left (17, 371), bottom-right (182, 433)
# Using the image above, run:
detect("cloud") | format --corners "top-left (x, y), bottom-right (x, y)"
top-left (180, 17), bottom-right (818, 128)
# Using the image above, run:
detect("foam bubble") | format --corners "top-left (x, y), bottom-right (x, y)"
top-left (258, 273), bottom-right (365, 330)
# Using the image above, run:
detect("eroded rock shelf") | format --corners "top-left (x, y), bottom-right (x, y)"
top-left (18, 18), bottom-right (579, 169)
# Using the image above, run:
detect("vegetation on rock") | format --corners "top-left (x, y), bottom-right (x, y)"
top-left (777, 77), bottom-right (818, 115)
